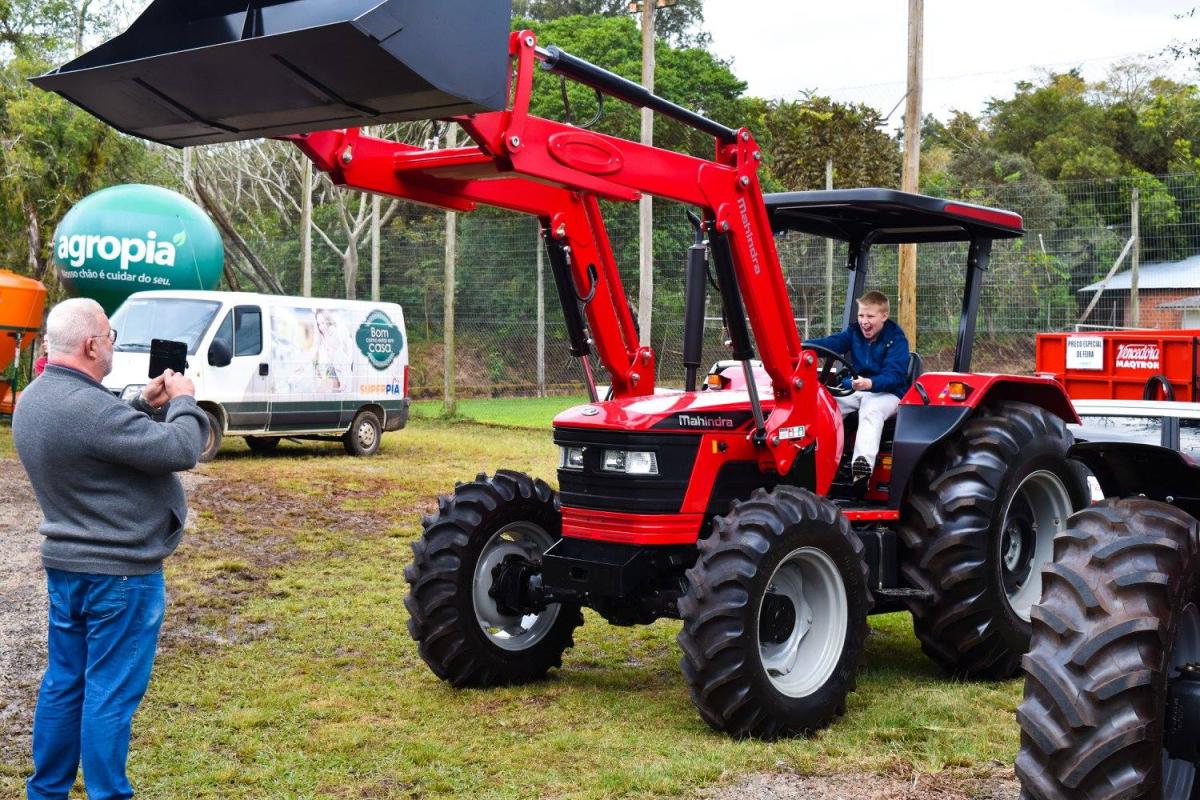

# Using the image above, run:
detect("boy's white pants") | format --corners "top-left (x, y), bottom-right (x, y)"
top-left (835, 391), bottom-right (901, 469)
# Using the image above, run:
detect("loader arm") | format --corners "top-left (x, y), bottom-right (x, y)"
top-left (36, 16), bottom-right (824, 480)
top-left (282, 32), bottom-right (820, 476)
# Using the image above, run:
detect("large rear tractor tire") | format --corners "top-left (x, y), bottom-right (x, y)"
top-left (899, 401), bottom-right (1088, 679)
top-left (1017, 499), bottom-right (1200, 800)
top-left (678, 486), bottom-right (870, 739)
top-left (404, 470), bottom-right (583, 687)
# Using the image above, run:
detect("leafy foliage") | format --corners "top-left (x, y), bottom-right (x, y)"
top-left (512, 0), bottom-right (706, 46)
top-left (758, 96), bottom-right (900, 191)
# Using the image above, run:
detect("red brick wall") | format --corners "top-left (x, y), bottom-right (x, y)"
top-left (1120, 289), bottom-right (1195, 329)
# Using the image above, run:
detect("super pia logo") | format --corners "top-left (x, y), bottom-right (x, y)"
top-left (56, 229), bottom-right (185, 271)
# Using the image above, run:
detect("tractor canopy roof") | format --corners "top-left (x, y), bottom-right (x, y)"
top-left (766, 189), bottom-right (1024, 245)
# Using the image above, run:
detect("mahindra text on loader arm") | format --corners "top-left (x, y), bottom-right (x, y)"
top-left (40, 0), bottom-right (1091, 738)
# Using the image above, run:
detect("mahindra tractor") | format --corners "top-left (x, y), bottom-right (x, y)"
top-left (42, 0), bottom-right (1089, 738)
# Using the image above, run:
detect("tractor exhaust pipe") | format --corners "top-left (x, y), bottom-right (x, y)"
top-left (32, 0), bottom-right (512, 147)
top-left (683, 211), bottom-right (708, 392)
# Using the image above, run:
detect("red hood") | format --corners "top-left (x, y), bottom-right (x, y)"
top-left (554, 389), bottom-right (772, 432)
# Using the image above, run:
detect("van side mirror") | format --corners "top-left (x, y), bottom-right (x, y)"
top-left (208, 340), bottom-right (232, 368)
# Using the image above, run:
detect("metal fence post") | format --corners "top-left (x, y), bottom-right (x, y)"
top-left (537, 218), bottom-right (546, 398)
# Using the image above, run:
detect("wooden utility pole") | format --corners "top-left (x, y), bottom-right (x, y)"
top-left (637, 0), bottom-right (656, 347)
top-left (825, 157), bottom-right (834, 334)
top-left (443, 124), bottom-right (458, 415)
top-left (898, 0), bottom-right (923, 347)
top-left (301, 158), bottom-right (313, 297)
top-left (1130, 187), bottom-right (1140, 327)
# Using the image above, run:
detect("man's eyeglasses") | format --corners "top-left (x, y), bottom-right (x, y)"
top-left (89, 329), bottom-right (117, 343)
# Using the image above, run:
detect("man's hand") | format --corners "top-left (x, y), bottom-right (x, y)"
top-left (141, 373), bottom-right (169, 409)
top-left (162, 369), bottom-right (196, 400)
top-left (851, 377), bottom-right (873, 392)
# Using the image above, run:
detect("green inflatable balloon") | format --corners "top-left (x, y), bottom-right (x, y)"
top-left (53, 184), bottom-right (224, 314)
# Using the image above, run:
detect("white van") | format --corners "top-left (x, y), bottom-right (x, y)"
top-left (105, 290), bottom-right (409, 460)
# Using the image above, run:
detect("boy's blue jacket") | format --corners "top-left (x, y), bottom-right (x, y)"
top-left (804, 319), bottom-right (911, 398)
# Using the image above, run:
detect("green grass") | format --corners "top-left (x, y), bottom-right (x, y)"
top-left (0, 420), bottom-right (1023, 799)
top-left (411, 394), bottom-right (587, 429)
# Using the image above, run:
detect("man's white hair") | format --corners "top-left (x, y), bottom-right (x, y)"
top-left (45, 298), bottom-right (106, 356)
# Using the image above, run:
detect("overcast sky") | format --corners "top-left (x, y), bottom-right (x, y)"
top-left (705, 0), bottom-right (1200, 125)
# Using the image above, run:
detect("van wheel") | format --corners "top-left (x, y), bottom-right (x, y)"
top-left (343, 409), bottom-right (381, 456)
top-left (245, 436), bottom-right (279, 454)
top-left (199, 409), bottom-right (223, 462)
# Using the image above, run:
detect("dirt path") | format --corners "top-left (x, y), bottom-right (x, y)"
top-left (697, 767), bottom-right (1020, 799)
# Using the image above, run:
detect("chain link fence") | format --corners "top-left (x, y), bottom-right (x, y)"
top-left (244, 173), bottom-right (1200, 399)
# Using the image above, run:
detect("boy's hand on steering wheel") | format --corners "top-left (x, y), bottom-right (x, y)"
top-left (851, 377), bottom-right (873, 392)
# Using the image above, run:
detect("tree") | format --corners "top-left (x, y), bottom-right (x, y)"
top-left (0, 55), bottom-right (164, 283)
top-left (512, 0), bottom-right (706, 46)
top-left (514, 13), bottom-right (747, 160)
top-left (186, 122), bottom-right (439, 299)
top-left (757, 96), bottom-right (900, 191)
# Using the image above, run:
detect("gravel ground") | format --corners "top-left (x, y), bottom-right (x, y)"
top-left (0, 457), bottom-right (1021, 798)
top-left (0, 459), bottom-right (47, 765)
top-left (0, 462), bottom-right (207, 767)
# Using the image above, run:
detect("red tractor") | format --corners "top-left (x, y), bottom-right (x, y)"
top-left (44, 0), bottom-right (1089, 738)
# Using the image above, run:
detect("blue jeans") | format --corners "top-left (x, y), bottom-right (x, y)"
top-left (27, 569), bottom-right (166, 800)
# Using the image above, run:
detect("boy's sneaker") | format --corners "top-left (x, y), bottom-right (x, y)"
top-left (852, 456), bottom-right (872, 484)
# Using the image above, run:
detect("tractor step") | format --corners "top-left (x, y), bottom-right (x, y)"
top-left (873, 587), bottom-right (934, 601)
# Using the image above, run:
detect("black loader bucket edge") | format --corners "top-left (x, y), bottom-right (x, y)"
top-left (32, 0), bottom-right (513, 147)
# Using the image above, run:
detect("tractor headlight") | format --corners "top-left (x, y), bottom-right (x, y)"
top-left (601, 449), bottom-right (658, 475)
top-left (120, 384), bottom-right (145, 402)
top-left (559, 446), bottom-right (585, 470)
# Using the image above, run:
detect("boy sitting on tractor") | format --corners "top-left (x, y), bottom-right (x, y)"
top-left (805, 291), bottom-right (911, 483)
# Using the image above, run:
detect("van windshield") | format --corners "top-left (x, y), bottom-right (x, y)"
top-left (110, 298), bottom-right (221, 354)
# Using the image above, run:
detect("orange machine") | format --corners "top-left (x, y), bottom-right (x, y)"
top-left (0, 269), bottom-right (47, 413)
top-left (1036, 330), bottom-right (1200, 401)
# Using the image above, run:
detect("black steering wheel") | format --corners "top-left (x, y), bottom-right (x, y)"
top-left (804, 344), bottom-right (859, 398)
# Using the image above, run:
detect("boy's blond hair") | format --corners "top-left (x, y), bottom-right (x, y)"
top-left (857, 291), bottom-right (889, 315)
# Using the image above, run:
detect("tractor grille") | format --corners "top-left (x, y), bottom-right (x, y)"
top-left (553, 427), bottom-right (701, 513)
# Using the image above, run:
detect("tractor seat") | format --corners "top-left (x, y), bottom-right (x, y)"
top-left (839, 352), bottom-right (922, 451)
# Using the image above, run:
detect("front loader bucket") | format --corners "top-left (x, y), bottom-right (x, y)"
top-left (32, 0), bottom-right (512, 147)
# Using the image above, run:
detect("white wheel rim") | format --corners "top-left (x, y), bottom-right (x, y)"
top-left (1164, 602), bottom-right (1200, 796)
top-left (758, 546), bottom-right (848, 698)
top-left (471, 522), bottom-right (561, 652)
top-left (357, 420), bottom-right (378, 449)
top-left (1001, 469), bottom-right (1073, 622)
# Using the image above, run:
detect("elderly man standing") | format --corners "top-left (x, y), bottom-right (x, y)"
top-left (13, 297), bottom-right (207, 800)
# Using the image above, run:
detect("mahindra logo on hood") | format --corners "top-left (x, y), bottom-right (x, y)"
top-left (1116, 343), bottom-right (1160, 370)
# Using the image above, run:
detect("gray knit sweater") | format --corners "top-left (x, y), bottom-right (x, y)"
top-left (13, 364), bottom-right (208, 576)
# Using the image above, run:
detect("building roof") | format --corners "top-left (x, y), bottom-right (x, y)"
top-left (1079, 254), bottom-right (1200, 293)
top-left (1157, 294), bottom-right (1200, 310)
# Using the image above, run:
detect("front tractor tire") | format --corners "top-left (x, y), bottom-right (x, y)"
top-left (678, 486), bottom-right (870, 739)
top-left (1017, 499), bottom-right (1200, 800)
top-left (403, 470), bottom-right (583, 687)
top-left (900, 401), bottom-right (1088, 679)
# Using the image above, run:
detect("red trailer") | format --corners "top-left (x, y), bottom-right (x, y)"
top-left (1036, 329), bottom-right (1200, 401)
